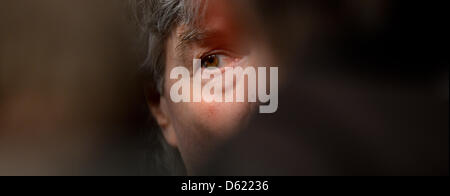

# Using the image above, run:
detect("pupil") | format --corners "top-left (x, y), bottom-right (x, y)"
top-left (208, 56), bottom-right (215, 63)
top-left (202, 55), bottom-right (217, 67)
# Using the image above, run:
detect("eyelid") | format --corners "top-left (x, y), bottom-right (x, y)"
top-left (199, 48), bottom-right (242, 60)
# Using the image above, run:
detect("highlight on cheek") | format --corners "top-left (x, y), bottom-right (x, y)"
top-left (169, 59), bottom-right (279, 114)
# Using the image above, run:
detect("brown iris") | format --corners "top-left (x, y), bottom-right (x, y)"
top-left (201, 54), bottom-right (219, 68)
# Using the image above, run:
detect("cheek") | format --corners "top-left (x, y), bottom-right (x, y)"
top-left (174, 101), bottom-right (254, 139)
top-left (206, 102), bottom-right (252, 134)
top-left (163, 72), bottom-right (255, 140)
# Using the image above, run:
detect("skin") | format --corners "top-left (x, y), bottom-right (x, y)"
top-left (148, 0), bottom-right (274, 174)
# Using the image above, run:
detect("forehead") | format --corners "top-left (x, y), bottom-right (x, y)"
top-left (176, 0), bottom-right (246, 49)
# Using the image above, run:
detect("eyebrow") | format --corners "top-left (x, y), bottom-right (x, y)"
top-left (176, 25), bottom-right (226, 54)
top-left (176, 28), bottom-right (204, 51)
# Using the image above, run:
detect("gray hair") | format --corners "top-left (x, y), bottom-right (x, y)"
top-left (131, 0), bottom-right (205, 97)
top-left (130, 0), bottom-right (205, 175)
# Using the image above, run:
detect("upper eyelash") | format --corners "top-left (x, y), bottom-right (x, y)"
top-left (200, 51), bottom-right (225, 59)
top-left (199, 48), bottom-right (241, 60)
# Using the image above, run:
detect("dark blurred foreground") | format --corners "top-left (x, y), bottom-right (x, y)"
top-left (202, 0), bottom-right (448, 175)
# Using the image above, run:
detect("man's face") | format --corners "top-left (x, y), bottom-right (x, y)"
top-left (149, 0), bottom-right (273, 173)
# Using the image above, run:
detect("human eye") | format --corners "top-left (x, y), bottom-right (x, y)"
top-left (201, 54), bottom-right (222, 68)
top-left (200, 51), bottom-right (241, 69)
